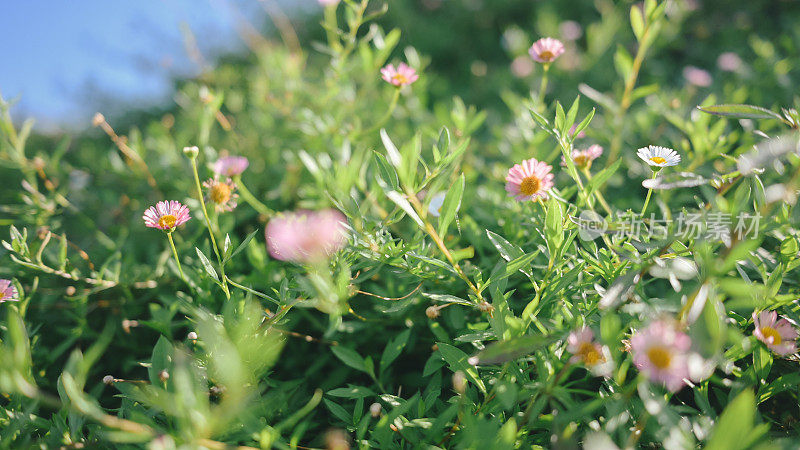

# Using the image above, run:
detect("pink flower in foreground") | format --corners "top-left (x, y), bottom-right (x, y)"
top-left (567, 327), bottom-right (613, 377)
top-left (562, 144), bottom-right (603, 170)
top-left (203, 177), bottom-right (238, 212)
top-left (318, 0), bottom-right (340, 5)
top-left (505, 157), bottom-right (554, 201)
top-left (631, 321), bottom-right (691, 391)
top-left (266, 209), bottom-right (348, 263)
top-left (0, 279), bottom-right (19, 303)
top-left (753, 311), bottom-right (798, 356)
top-left (381, 63), bottom-right (419, 87)
top-left (213, 156), bottom-right (250, 177)
top-left (143, 201), bottom-right (192, 231)
top-left (528, 37), bottom-right (565, 63)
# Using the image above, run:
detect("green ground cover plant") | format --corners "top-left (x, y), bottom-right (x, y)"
top-left (2, 0), bottom-right (800, 448)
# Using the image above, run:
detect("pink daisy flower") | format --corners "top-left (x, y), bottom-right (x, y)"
top-left (682, 66), bottom-right (712, 87)
top-left (528, 37), bottom-right (565, 63)
top-left (381, 63), bottom-right (419, 87)
top-left (561, 144), bottom-right (603, 170)
top-left (143, 201), bottom-right (192, 231)
top-left (266, 209), bottom-right (348, 263)
top-left (753, 311), bottom-right (798, 356)
top-left (567, 327), bottom-right (613, 377)
top-left (631, 321), bottom-right (691, 391)
top-left (203, 177), bottom-right (238, 212)
top-left (0, 279), bottom-right (19, 303)
top-left (505, 157), bottom-right (554, 201)
top-left (213, 156), bottom-right (250, 177)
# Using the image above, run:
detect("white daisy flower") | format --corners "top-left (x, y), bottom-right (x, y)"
top-left (428, 192), bottom-right (447, 217)
top-left (637, 145), bottom-right (681, 168)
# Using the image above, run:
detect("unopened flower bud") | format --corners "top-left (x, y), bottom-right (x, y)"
top-left (478, 301), bottom-right (494, 314)
top-left (369, 402), bottom-right (382, 418)
top-left (103, 375), bottom-right (115, 385)
top-left (121, 319), bottom-right (139, 333)
top-left (452, 371), bottom-right (467, 394)
top-left (324, 428), bottom-right (350, 450)
top-left (187, 331), bottom-right (198, 341)
top-left (158, 370), bottom-right (170, 383)
top-left (65, 286), bottom-right (76, 296)
top-left (425, 306), bottom-right (440, 319)
top-left (183, 146), bottom-right (200, 159)
top-left (92, 113), bottom-right (105, 127)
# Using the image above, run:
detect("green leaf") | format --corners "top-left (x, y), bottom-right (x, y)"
top-left (436, 342), bottom-right (486, 393)
top-left (323, 398), bottom-right (353, 424)
top-left (545, 197), bottom-right (564, 259)
top-left (380, 329), bottom-right (411, 374)
top-left (471, 335), bottom-right (552, 364)
top-left (630, 5), bottom-right (645, 40)
top-left (386, 191), bottom-right (424, 227)
top-left (195, 247), bottom-right (219, 282)
top-left (705, 390), bottom-right (761, 450)
top-left (698, 104), bottom-right (784, 120)
top-left (331, 346), bottom-right (369, 374)
top-left (223, 229), bottom-right (259, 264)
top-left (437, 173), bottom-right (464, 236)
top-left (327, 385), bottom-right (376, 399)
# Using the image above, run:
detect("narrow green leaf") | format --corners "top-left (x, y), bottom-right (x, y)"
top-left (698, 104), bottom-right (784, 120)
top-left (195, 247), bottom-right (219, 281)
top-left (386, 191), bottom-right (424, 227)
top-left (437, 173), bottom-right (464, 236)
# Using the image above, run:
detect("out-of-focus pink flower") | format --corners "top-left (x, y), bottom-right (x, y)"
top-left (753, 310), bottom-right (798, 356)
top-left (266, 209), bottom-right (348, 263)
top-left (682, 66), bottom-right (712, 87)
top-left (0, 279), bottom-right (19, 303)
top-left (559, 21), bottom-right (583, 41)
top-left (631, 321), bottom-right (691, 391)
top-left (528, 37), bottom-right (565, 63)
top-left (567, 327), bottom-right (613, 377)
top-left (510, 56), bottom-right (534, 78)
top-left (318, 0), bottom-right (340, 6)
top-left (381, 63), bottom-right (419, 87)
top-left (505, 157), bottom-right (554, 201)
top-left (143, 201), bottom-right (192, 231)
top-left (213, 156), bottom-right (250, 177)
top-left (562, 144), bottom-right (603, 170)
top-left (717, 52), bottom-right (743, 72)
top-left (203, 177), bottom-right (238, 212)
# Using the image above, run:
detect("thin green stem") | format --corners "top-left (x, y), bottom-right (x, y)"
top-left (235, 176), bottom-right (273, 217)
top-left (640, 171), bottom-right (659, 216)
top-left (582, 168), bottom-right (613, 216)
top-left (355, 88), bottom-right (401, 138)
top-left (537, 64), bottom-right (551, 106)
top-left (189, 156), bottom-right (230, 299)
top-left (166, 232), bottom-right (185, 281)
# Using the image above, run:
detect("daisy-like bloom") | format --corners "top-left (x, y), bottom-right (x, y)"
top-left (505, 157), bottom-right (554, 201)
top-left (213, 156), bottom-right (250, 177)
top-left (381, 63), bottom-right (419, 87)
top-left (637, 145), bottom-right (681, 169)
top-left (753, 310), bottom-right (798, 356)
top-left (266, 209), bottom-right (348, 263)
top-left (203, 177), bottom-right (238, 212)
top-left (528, 37), bottom-right (565, 63)
top-left (630, 321), bottom-right (691, 391)
top-left (566, 327), bottom-right (613, 377)
top-left (562, 144), bottom-right (603, 170)
top-left (143, 201), bottom-right (192, 231)
top-left (0, 279), bottom-right (19, 303)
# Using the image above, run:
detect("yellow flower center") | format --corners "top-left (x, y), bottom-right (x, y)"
top-left (519, 176), bottom-right (541, 196)
top-left (647, 346), bottom-right (672, 369)
top-left (578, 342), bottom-right (604, 365)
top-left (539, 50), bottom-right (554, 61)
top-left (573, 154), bottom-right (591, 168)
top-left (761, 326), bottom-right (782, 345)
top-left (391, 73), bottom-right (409, 85)
top-left (158, 215), bottom-right (177, 229)
top-left (649, 156), bottom-right (667, 164)
top-left (0, 292), bottom-right (5, 300)
top-left (210, 183), bottom-right (232, 204)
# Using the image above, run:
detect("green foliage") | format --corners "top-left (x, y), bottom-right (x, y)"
top-left (2, 0), bottom-right (800, 448)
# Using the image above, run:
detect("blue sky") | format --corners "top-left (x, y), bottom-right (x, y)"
top-left (0, 0), bottom-right (315, 131)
